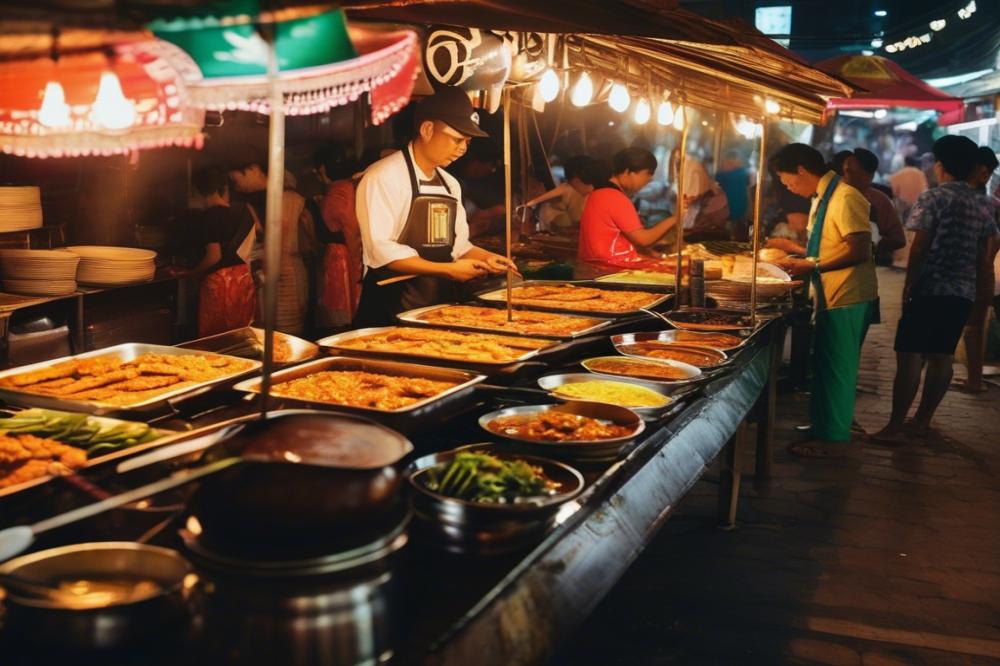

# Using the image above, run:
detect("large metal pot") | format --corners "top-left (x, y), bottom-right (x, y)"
top-left (188, 411), bottom-right (413, 552)
top-left (0, 542), bottom-right (195, 653)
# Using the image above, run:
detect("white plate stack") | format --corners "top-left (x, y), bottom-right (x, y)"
top-left (0, 249), bottom-right (80, 296)
top-left (0, 186), bottom-right (44, 232)
top-left (67, 246), bottom-right (157, 286)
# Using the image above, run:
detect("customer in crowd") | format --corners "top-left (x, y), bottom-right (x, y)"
top-left (837, 148), bottom-right (906, 264)
top-left (191, 167), bottom-right (260, 337)
top-left (670, 148), bottom-right (729, 241)
top-left (889, 156), bottom-right (929, 222)
top-left (953, 146), bottom-right (1000, 394)
top-left (769, 143), bottom-right (877, 458)
top-left (873, 136), bottom-right (999, 443)
top-left (577, 147), bottom-right (677, 270)
top-left (525, 155), bottom-right (610, 232)
top-left (229, 147), bottom-right (316, 335)
top-left (452, 139), bottom-right (506, 239)
top-left (715, 150), bottom-right (752, 237)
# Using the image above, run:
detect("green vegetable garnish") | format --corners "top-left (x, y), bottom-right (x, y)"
top-left (425, 452), bottom-right (559, 503)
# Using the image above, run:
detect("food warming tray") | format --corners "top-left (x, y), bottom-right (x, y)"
top-left (474, 280), bottom-right (673, 318)
top-left (396, 303), bottom-right (613, 340)
top-left (177, 327), bottom-right (319, 367)
top-left (0, 343), bottom-right (262, 415)
top-left (316, 327), bottom-right (555, 367)
top-left (536, 372), bottom-right (692, 420)
top-left (232, 356), bottom-right (486, 421)
top-left (611, 329), bottom-right (750, 352)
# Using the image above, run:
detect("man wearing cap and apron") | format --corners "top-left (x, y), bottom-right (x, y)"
top-left (354, 86), bottom-right (517, 327)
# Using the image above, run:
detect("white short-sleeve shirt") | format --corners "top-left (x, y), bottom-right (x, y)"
top-left (356, 143), bottom-right (474, 269)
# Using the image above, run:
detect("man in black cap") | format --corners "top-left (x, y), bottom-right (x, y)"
top-left (354, 85), bottom-right (517, 326)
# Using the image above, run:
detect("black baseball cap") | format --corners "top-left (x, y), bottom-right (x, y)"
top-left (414, 85), bottom-right (489, 138)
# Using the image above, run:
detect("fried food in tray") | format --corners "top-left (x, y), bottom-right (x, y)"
top-left (266, 370), bottom-right (460, 411)
top-left (551, 380), bottom-right (671, 409)
top-left (666, 309), bottom-right (754, 331)
top-left (487, 284), bottom-right (663, 313)
top-left (335, 327), bottom-right (552, 364)
top-left (618, 343), bottom-right (727, 368)
top-left (0, 433), bottom-right (87, 488)
top-left (671, 331), bottom-right (744, 350)
top-left (486, 410), bottom-right (634, 442)
top-left (413, 305), bottom-right (603, 337)
top-left (584, 357), bottom-right (694, 381)
top-left (0, 352), bottom-right (256, 406)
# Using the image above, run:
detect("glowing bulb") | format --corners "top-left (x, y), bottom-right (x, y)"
top-left (657, 101), bottom-right (674, 126)
top-left (764, 99), bottom-right (781, 115)
top-left (608, 83), bottom-right (630, 113)
top-left (539, 68), bottom-right (560, 103)
top-left (571, 72), bottom-right (594, 107)
top-left (673, 105), bottom-right (685, 130)
top-left (874, 109), bottom-right (888, 119)
top-left (92, 71), bottom-right (136, 130)
top-left (38, 81), bottom-right (71, 128)
top-left (634, 98), bottom-right (651, 125)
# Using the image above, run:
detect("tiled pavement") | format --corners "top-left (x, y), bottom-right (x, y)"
top-left (556, 268), bottom-right (1000, 665)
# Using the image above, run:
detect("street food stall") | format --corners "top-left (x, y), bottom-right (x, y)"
top-left (0, 2), bottom-right (854, 664)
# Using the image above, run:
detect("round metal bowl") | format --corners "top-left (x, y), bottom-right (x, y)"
top-left (611, 329), bottom-right (748, 353)
top-left (536, 372), bottom-right (679, 418)
top-left (478, 401), bottom-right (645, 462)
top-left (580, 355), bottom-right (701, 386)
top-left (0, 542), bottom-right (195, 652)
top-left (406, 444), bottom-right (585, 554)
top-left (612, 332), bottom-right (731, 370)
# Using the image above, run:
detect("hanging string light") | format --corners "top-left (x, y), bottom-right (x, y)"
top-left (539, 68), bottom-right (560, 102)
top-left (672, 105), bottom-right (685, 130)
top-left (608, 82), bottom-right (630, 112)
top-left (38, 29), bottom-right (71, 129)
top-left (634, 97), bottom-right (650, 124)
top-left (91, 70), bottom-right (137, 130)
top-left (764, 99), bottom-right (781, 115)
top-left (657, 100), bottom-right (674, 126)
top-left (571, 72), bottom-right (594, 107)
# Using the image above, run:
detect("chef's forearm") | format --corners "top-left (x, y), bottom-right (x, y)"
top-left (460, 246), bottom-right (503, 262)
top-left (384, 256), bottom-right (452, 278)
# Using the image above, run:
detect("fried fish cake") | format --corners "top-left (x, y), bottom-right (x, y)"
top-left (48, 369), bottom-right (139, 396)
top-left (106, 375), bottom-right (181, 392)
top-left (3, 361), bottom-right (78, 387)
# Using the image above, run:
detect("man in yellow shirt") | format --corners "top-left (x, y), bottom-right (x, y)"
top-left (769, 144), bottom-right (877, 457)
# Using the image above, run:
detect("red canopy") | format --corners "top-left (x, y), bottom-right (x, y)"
top-left (815, 55), bottom-right (962, 113)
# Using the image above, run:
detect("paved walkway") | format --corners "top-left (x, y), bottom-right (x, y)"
top-left (557, 268), bottom-right (1000, 665)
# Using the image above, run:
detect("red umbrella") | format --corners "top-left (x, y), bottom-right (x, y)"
top-left (815, 54), bottom-right (962, 113)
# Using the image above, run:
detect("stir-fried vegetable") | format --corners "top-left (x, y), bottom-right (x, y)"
top-left (424, 452), bottom-right (560, 503)
top-left (0, 408), bottom-right (161, 458)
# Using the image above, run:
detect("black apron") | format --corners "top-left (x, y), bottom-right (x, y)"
top-left (354, 148), bottom-right (459, 327)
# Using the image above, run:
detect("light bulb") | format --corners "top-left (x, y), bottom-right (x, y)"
top-left (673, 105), bottom-right (685, 130)
top-left (608, 83), bottom-right (630, 113)
top-left (92, 71), bottom-right (136, 130)
top-left (38, 81), bottom-right (71, 128)
top-left (571, 72), bottom-right (594, 107)
top-left (539, 68), bottom-right (560, 103)
top-left (874, 109), bottom-right (888, 119)
top-left (764, 99), bottom-right (781, 115)
top-left (634, 98), bottom-right (651, 125)
top-left (657, 101), bottom-right (674, 126)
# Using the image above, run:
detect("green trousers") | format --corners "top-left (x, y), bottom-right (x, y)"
top-left (810, 301), bottom-right (873, 442)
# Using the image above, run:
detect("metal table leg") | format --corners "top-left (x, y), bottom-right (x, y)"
top-left (718, 421), bottom-right (747, 529)
top-left (753, 319), bottom-right (787, 490)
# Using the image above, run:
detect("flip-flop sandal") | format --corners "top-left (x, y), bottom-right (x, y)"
top-left (950, 380), bottom-right (989, 394)
top-left (786, 442), bottom-right (849, 459)
top-left (869, 429), bottom-right (908, 446)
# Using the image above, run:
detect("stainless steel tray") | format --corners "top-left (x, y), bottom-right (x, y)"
top-left (316, 327), bottom-right (555, 367)
top-left (612, 329), bottom-right (750, 352)
top-left (536, 372), bottom-right (687, 419)
top-left (177, 327), bottom-right (319, 367)
top-left (396, 303), bottom-right (613, 340)
top-left (474, 280), bottom-right (673, 318)
top-left (0, 343), bottom-right (262, 415)
top-left (579, 355), bottom-right (702, 387)
top-left (610, 333), bottom-right (732, 369)
top-left (232, 356), bottom-right (486, 419)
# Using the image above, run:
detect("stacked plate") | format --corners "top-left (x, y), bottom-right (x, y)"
top-left (67, 246), bottom-right (157, 286)
top-left (0, 187), bottom-right (43, 232)
top-left (0, 249), bottom-right (79, 296)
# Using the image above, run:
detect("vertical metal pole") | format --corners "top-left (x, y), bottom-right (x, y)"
top-left (673, 105), bottom-right (689, 311)
top-left (749, 119), bottom-right (768, 328)
top-left (504, 88), bottom-right (513, 322)
top-left (712, 111), bottom-right (725, 176)
top-left (259, 22), bottom-right (284, 418)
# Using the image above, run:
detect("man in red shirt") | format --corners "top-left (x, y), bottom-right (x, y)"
top-left (578, 147), bottom-right (677, 269)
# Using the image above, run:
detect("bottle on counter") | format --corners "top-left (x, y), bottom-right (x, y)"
top-left (689, 259), bottom-right (705, 307)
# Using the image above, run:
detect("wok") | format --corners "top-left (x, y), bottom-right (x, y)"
top-left (186, 411), bottom-right (414, 551)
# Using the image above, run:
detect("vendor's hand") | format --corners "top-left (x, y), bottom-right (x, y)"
top-left (777, 257), bottom-right (816, 277)
top-left (766, 238), bottom-right (801, 254)
top-left (483, 255), bottom-right (520, 275)
top-left (447, 258), bottom-right (490, 282)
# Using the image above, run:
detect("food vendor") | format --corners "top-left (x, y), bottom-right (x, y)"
top-left (354, 86), bottom-right (517, 327)
top-left (577, 147), bottom-right (677, 271)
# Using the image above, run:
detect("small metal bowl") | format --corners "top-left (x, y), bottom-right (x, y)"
top-left (0, 542), bottom-right (195, 652)
top-left (537, 373), bottom-right (678, 418)
top-left (479, 401), bottom-right (645, 462)
top-left (581, 355), bottom-right (702, 386)
top-left (406, 444), bottom-right (585, 554)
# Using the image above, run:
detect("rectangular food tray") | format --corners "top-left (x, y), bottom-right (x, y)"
top-left (232, 356), bottom-right (486, 418)
top-left (396, 303), bottom-right (613, 340)
top-left (0, 343), bottom-right (262, 414)
top-left (474, 280), bottom-right (673, 318)
top-left (316, 327), bottom-right (555, 367)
